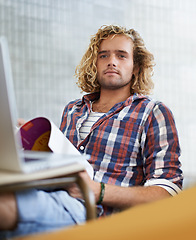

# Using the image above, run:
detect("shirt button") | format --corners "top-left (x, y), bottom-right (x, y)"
top-left (80, 145), bottom-right (85, 151)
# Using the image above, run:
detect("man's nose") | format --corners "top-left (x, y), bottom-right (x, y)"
top-left (107, 55), bottom-right (117, 67)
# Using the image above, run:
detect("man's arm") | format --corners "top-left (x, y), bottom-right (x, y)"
top-left (98, 182), bottom-right (170, 209)
top-left (68, 171), bottom-right (170, 210)
top-left (0, 193), bottom-right (17, 230)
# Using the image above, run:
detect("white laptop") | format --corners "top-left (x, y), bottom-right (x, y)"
top-left (0, 36), bottom-right (84, 173)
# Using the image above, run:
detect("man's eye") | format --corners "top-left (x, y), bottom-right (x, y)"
top-left (119, 55), bottom-right (126, 58)
top-left (99, 54), bottom-right (107, 59)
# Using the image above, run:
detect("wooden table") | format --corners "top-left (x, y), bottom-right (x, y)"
top-left (0, 163), bottom-right (96, 220)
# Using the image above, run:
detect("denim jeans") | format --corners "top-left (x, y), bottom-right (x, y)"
top-left (0, 189), bottom-right (86, 239)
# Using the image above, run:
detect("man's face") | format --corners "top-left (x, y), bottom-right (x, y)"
top-left (96, 34), bottom-right (134, 91)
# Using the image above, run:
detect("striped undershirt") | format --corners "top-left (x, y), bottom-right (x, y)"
top-left (79, 104), bottom-right (104, 141)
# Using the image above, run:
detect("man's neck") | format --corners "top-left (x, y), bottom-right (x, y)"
top-left (92, 88), bottom-right (131, 113)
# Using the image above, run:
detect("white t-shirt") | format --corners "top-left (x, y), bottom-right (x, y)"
top-left (79, 108), bottom-right (104, 141)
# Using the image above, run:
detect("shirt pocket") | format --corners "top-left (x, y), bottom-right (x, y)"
top-left (103, 119), bottom-right (142, 166)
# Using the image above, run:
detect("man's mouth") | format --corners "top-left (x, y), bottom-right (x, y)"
top-left (104, 69), bottom-right (119, 75)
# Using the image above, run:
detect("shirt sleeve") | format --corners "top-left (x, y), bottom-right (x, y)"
top-left (59, 100), bottom-right (78, 133)
top-left (142, 102), bottom-right (183, 195)
top-left (144, 178), bottom-right (182, 196)
top-left (59, 104), bottom-right (69, 133)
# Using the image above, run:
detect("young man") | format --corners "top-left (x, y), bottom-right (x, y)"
top-left (0, 25), bottom-right (183, 238)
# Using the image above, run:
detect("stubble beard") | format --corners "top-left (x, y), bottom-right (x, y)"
top-left (97, 74), bottom-right (132, 91)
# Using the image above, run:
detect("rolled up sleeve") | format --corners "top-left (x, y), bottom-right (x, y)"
top-left (142, 102), bottom-right (183, 194)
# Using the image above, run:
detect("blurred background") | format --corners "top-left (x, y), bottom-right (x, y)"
top-left (0, 0), bottom-right (195, 188)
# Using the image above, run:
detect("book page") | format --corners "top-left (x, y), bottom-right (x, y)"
top-left (19, 117), bottom-right (94, 179)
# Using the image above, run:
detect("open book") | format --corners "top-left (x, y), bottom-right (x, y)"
top-left (17, 117), bottom-right (94, 178)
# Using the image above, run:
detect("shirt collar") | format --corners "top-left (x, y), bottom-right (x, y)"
top-left (75, 92), bottom-right (100, 107)
top-left (124, 93), bottom-right (148, 106)
top-left (76, 92), bottom-right (148, 107)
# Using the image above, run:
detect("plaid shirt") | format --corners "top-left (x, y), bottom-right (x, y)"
top-left (60, 92), bottom-right (183, 198)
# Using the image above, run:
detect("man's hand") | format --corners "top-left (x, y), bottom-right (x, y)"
top-left (65, 182), bottom-right (83, 199)
top-left (66, 171), bottom-right (100, 202)
top-left (17, 118), bottom-right (26, 127)
top-left (78, 171), bottom-right (100, 202)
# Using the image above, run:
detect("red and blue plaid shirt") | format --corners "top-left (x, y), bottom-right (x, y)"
top-left (60, 92), bottom-right (183, 198)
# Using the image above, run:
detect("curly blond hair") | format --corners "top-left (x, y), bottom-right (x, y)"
top-left (75, 25), bottom-right (155, 95)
